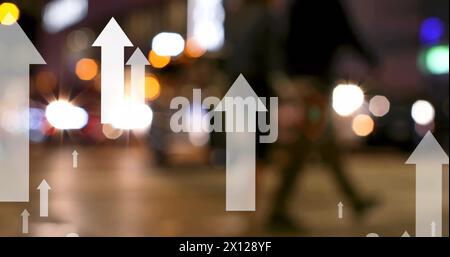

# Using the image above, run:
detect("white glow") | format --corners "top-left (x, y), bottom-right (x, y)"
top-left (43, 0), bottom-right (88, 33)
top-left (0, 109), bottom-right (28, 134)
top-left (45, 101), bottom-right (88, 129)
top-left (369, 95), bottom-right (390, 117)
top-left (188, 0), bottom-right (224, 51)
top-left (152, 32), bottom-right (185, 57)
top-left (111, 100), bottom-right (153, 130)
top-left (186, 105), bottom-right (210, 146)
top-left (411, 100), bottom-right (435, 125)
top-left (332, 84), bottom-right (364, 116)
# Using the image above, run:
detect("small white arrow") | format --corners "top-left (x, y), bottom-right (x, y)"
top-left (126, 48), bottom-right (149, 105)
top-left (337, 202), bottom-right (344, 219)
top-left (401, 231), bottom-right (410, 237)
top-left (431, 221), bottom-right (436, 237)
top-left (406, 131), bottom-right (448, 237)
top-left (92, 17), bottom-right (133, 124)
top-left (37, 180), bottom-right (51, 217)
top-left (21, 209), bottom-right (30, 234)
top-left (215, 74), bottom-right (267, 211)
top-left (72, 150), bottom-right (78, 169)
top-left (0, 15), bottom-right (46, 202)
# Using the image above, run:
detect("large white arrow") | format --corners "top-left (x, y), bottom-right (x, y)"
top-left (215, 74), bottom-right (267, 211)
top-left (0, 16), bottom-right (46, 202)
top-left (21, 209), bottom-right (30, 234)
top-left (406, 131), bottom-right (448, 237)
top-left (92, 17), bottom-right (133, 124)
top-left (37, 179), bottom-right (51, 217)
top-left (126, 48), bottom-right (149, 105)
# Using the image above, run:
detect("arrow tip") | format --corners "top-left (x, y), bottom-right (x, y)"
top-left (126, 47), bottom-right (150, 65)
top-left (37, 179), bottom-right (51, 190)
top-left (0, 14), bottom-right (46, 65)
top-left (338, 201), bottom-right (343, 207)
top-left (401, 231), bottom-right (410, 237)
top-left (72, 150), bottom-right (78, 155)
top-left (21, 209), bottom-right (30, 216)
top-left (92, 17), bottom-right (133, 47)
top-left (406, 131), bottom-right (449, 165)
top-left (215, 74), bottom-right (268, 112)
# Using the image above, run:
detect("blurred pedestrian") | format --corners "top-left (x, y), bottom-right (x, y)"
top-left (267, 0), bottom-right (379, 231)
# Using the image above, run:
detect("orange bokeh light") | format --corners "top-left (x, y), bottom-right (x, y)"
top-left (352, 114), bottom-right (375, 137)
top-left (185, 38), bottom-right (206, 58)
top-left (148, 50), bottom-right (170, 69)
top-left (35, 70), bottom-right (57, 94)
top-left (75, 58), bottom-right (98, 81)
top-left (145, 74), bottom-right (161, 101)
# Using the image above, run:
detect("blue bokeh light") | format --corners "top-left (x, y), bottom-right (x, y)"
top-left (420, 17), bottom-right (445, 44)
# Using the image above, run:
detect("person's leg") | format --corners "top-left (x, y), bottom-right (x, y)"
top-left (318, 123), bottom-right (376, 215)
top-left (267, 138), bottom-right (310, 228)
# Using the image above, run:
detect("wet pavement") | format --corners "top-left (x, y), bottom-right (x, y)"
top-left (0, 144), bottom-right (448, 237)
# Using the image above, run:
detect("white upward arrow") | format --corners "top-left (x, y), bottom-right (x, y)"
top-left (37, 180), bottom-right (51, 217)
top-left (126, 48), bottom-right (149, 105)
top-left (337, 202), bottom-right (344, 219)
top-left (406, 131), bottom-right (448, 237)
top-left (72, 150), bottom-right (78, 169)
top-left (92, 17), bottom-right (133, 124)
top-left (215, 74), bottom-right (267, 211)
top-left (401, 231), bottom-right (410, 237)
top-left (21, 209), bottom-right (30, 234)
top-left (0, 15), bottom-right (46, 202)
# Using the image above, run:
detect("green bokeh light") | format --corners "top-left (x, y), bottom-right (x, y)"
top-left (425, 45), bottom-right (449, 75)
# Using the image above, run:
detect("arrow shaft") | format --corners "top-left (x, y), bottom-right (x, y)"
top-left (0, 73), bottom-right (29, 202)
top-left (39, 190), bottom-right (49, 217)
top-left (338, 206), bottom-right (343, 219)
top-left (416, 164), bottom-right (442, 237)
top-left (73, 154), bottom-right (78, 168)
top-left (22, 215), bottom-right (28, 234)
top-left (100, 46), bottom-right (125, 124)
top-left (226, 131), bottom-right (256, 211)
top-left (129, 65), bottom-right (146, 104)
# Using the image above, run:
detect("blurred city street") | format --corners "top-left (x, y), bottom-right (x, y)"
top-left (0, 0), bottom-right (449, 238)
top-left (0, 144), bottom-right (447, 237)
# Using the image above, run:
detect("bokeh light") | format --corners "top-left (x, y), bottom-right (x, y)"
top-left (0, 2), bottom-right (19, 25)
top-left (332, 84), bottom-right (364, 116)
top-left (424, 45), bottom-right (449, 75)
top-left (152, 32), bottom-right (185, 57)
top-left (45, 100), bottom-right (89, 130)
top-left (111, 100), bottom-right (153, 130)
top-left (29, 108), bottom-right (46, 143)
top-left (67, 28), bottom-right (94, 52)
top-left (145, 74), bottom-right (161, 101)
top-left (148, 50), bottom-right (170, 69)
top-left (75, 58), bottom-right (98, 81)
top-left (369, 95), bottom-right (390, 117)
top-left (185, 38), bottom-right (206, 58)
top-left (35, 70), bottom-right (57, 94)
top-left (420, 17), bottom-right (445, 44)
top-left (42, 0), bottom-right (88, 33)
top-left (102, 124), bottom-right (123, 140)
top-left (352, 114), bottom-right (375, 137)
top-left (411, 100), bottom-right (435, 125)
